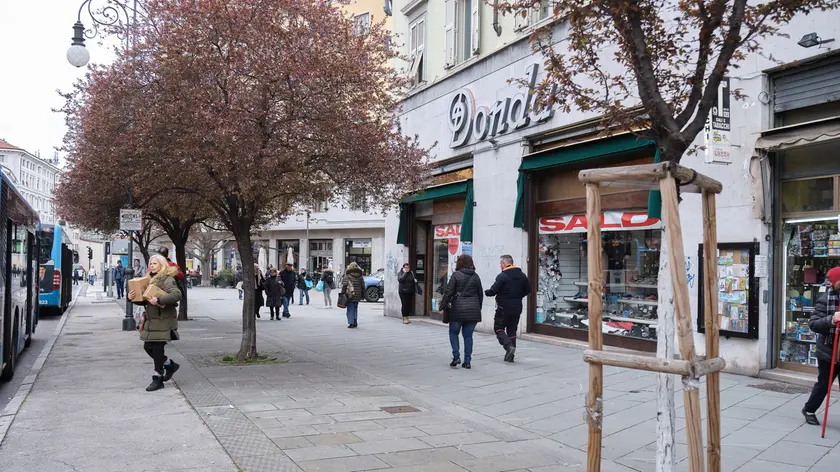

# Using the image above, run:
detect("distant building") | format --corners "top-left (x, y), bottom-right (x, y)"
top-left (0, 139), bottom-right (61, 225)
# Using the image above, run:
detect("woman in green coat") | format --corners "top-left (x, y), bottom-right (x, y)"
top-left (129, 254), bottom-right (182, 392)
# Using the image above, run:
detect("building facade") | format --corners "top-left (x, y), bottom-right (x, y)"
top-left (385, 1), bottom-right (840, 378)
top-left (0, 139), bottom-right (61, 225)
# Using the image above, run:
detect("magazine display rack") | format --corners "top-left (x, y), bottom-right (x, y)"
top-left (578, 162), bottom-right (725, 472)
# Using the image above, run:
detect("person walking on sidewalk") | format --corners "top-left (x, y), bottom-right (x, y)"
top-left (114, 260), bottom-right (126, 299)
top-left (89, 268), bottom-right (96, 285)
top-left (264, 268), bottom-right (286, 320)
top-left (297, 268), bottom-right (312, 305)
top-left (279, 263), bottom-right (297, 318)
top-left (322, 265), bottom-right (336, 308)
top-left (254, 263), bottom-right (266, 319)
top-left (398, 263), bottom-right (418, 324)
top-left (341, 262), bottom-right (365, 328)
top-left (129, 255), bottom-right (182, 392)
top-left (803, 267), bottom-right (840, 425)
top-left (440, 254), bottom-right (483, 369)
top-left (485, 255), bottom-right (531, 363)
top-left (73, 267), bottom-right (79, 285)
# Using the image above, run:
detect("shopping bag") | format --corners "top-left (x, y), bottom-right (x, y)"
top-left (337, 293), bottom-right (348, 309)
top-left (305, 279), bottom-right (314, 289)
top-left (315, 280), bottom-right (324, 292)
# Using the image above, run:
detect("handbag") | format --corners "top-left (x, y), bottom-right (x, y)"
top-left (306, 279), bottom-right (314, 289)
top-left (416, 283), bottom-right (423, 296)
top-left (337, 293), bottom-right (348, 309)
top-left (315, 280), bottom-right (324, 292)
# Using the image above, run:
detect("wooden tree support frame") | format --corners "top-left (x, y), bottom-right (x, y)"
top-left (579, 162), bottom-right (724, 472)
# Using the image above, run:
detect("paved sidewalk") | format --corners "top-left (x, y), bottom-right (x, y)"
top-left (165, 288), bottom-right (840, 472)
top-left (0, 286), bottom-right (236, 472)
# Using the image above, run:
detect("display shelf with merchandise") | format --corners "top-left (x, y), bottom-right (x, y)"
top-left (618, 299), bottom-right (658, 306)
top-left (563, 296), bottom-right (589, 304)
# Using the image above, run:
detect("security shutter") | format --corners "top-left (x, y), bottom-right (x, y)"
top-left (773, 53), bottom-right (840, 112)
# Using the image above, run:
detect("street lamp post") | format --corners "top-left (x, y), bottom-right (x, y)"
top-left (66, 0), bottom-right (139, 68)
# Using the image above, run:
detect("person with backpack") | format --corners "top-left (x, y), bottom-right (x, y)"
top-left (341, 262), bottom-right (365, 328)
top-left (440, 254), bottom-right (483, 369)
top-left (321, 265), bottom-right (336, 308)
top-left (264, 268), bottom-right (286, 320)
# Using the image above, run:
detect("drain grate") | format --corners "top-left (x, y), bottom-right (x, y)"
top-left (381, 406), bottom-right (420, 414)
top-left (65, 332), bottom-right (93, 336)
top-left (747, 382), bottom-right (811, 395)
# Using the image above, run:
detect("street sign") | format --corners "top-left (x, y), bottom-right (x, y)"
top-left (119, 209), bottom-right (143, 231)
top-left (705, 76), bottom-right (733, 165)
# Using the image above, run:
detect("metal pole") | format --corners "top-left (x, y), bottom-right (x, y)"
top-left (122, 232), bottom-right (136, 330)
top-left (306, 210), bottom-right (310, 270)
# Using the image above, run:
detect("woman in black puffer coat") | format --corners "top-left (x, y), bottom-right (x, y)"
top-left (440, 254), bottom-right (483, 369)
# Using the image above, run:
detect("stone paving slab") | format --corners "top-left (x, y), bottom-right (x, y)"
top-left (164, 288), bottom-right (840, 472)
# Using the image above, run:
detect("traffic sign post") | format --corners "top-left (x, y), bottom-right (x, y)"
top-left (119, 209), bottom-right (141, 331)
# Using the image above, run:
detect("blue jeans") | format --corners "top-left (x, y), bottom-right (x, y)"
top-left (299, 288), bottom-right (309, 305)
top-left (282, 296), bottom-right (291, 315)
top-left (116, 279), bottom-right (124, 298)
top-left (449, 321), bottom-right (477, 363)
top-left (346, 302), bottom-right (359, 325)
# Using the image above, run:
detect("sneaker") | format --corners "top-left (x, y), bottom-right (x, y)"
top-left (504, 345), bottom-right (516, 363)
top-left (146, 375), bottom-right (164, 392)
top-left (450, 357), bottom-right (461, 367)
top-left (162, 361), bottom-right (180, 381)
top-left (803, 408), bottom-right (820, 426)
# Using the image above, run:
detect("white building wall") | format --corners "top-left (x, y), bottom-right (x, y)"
top-left (0, 145), bottom-right (61, 225)
top-left (387, 7), bottom-right (840, 375)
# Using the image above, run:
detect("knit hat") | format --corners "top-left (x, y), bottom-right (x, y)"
top-left (828, 267), bottom-right (840, 286)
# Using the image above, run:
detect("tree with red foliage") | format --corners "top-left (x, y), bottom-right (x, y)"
top-left (61, 0), bottom-right (428, 360)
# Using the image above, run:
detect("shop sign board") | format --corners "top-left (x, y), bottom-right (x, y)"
top-left (448, 63), bottom-right (556, 148)
top-left (352, 240), bottom-right (372, 249)
top-left (538, 211), bottom-right (662, 234)
top-left (704, 76), bottom-right (733, 165)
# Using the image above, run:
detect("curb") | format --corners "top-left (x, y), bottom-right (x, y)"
top-left (0, 287), bottom-right (81, 445)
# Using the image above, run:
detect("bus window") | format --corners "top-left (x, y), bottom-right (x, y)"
top-left (39, 230), bottom-right (54, 264)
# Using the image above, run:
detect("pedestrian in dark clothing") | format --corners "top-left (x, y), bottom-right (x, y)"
top-left (253, 263), bottom-right (265, 319)
top-left (264, 268), bottom-right (285, 320)
top-left (279, 263), bottom-right (297, 318)
top-left (114, 260), bottom-right (126, 299)
top-left (440, 254), bottom-right (483, 369)
top-left (485, 255), bottom-right (531, 363)
top-left (297, 268), bottom-right (312, 305)
top-left (398, 263), bottom-right (417, 324)
top-left (73, 269), bottom-right (79, 285)
top-left (341, 262), bottom-right (365, 328)
top-left (803, 267), bottom-right (840, 425)
top-left (322, 266), bottom-right (336, 308)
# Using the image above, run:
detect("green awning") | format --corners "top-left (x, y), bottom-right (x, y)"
top-left (461, 181), bottom-right (474, 243)
top-left (647, 147), bottom-right (662, 219)
top-left (514, 134), bottom-right (657, 228)
top-left (398, 180), bottom-right (474, 246)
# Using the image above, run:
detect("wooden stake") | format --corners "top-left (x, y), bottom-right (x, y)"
top-left (660, 175), bottom-right (705, 472)
top-left (585, 183), bottom-right (604, 472)
top-left (583, 350), bottom-right (692, 376)
top-left (702, 190), bottom-right (722, 472)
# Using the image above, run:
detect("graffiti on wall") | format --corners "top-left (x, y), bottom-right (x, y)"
top-left (686, 256), bottom-right (696, 289)
top-left (386, 251), bottom-right (401, 277)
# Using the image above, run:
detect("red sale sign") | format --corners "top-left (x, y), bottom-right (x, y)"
top-left (434, 224), bottom-right (461, 239)
top-left (538, 211), bottom-right (661, 234)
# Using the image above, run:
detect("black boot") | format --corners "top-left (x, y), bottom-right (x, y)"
top-left (450, 357), bottom-right (461, 367)
top-left (146, 375), bottom-right (164, 392)
top-left (162, 361), bottom-right (180, 381)
top-left (270, 314), bottom-right (275, 320)
top-left (463, 362), bottom-right (472, 369)
top-left (504, 345), bottom-right (516, 363)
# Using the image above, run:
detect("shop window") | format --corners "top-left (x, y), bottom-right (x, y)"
top-left (536, 212), bottom-right (661, 342)
top-left (346, 239), bottom-right (372, 275)
top-left (781, 177), bottom-right (834, 214)
top-left (430, 223), bottom-right (471, 312)
top-left (780, 219), bottom-right (840, 368)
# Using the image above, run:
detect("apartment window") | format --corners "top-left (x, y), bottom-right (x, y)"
top-left (444, 0), bottom-right (480, 68)
top-left (313, 199), bottom-right (329, 213)
top-left (349, 192), bottom-right (369, 212)
top-left (408, 16), bottom-right (426, 85)
top-left (353, 12), bottom-right (370, 35)
top-left (515, 1), bottom-right (558, 31)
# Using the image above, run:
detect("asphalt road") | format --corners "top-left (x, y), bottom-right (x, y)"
top-left (0, 316), bottom-right (60, 413)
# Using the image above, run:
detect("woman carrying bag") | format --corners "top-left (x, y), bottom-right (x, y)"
top-left (128, 255), bottom-right (182, 392)
top-left (440, 254), bottom-right (483, 369)
top-left (340, 262), bottom-right (365, 328)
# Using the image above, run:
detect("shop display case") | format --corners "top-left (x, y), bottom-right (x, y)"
top-left (697, 242), bottom-right (760, 340)
top-left (779, 219), bottom-right (840, 368)
top-left (535, 229), bottom-right (661, 342)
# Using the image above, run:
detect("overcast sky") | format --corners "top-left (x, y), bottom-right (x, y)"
top-left (0, 1), bottom-right (119, 163)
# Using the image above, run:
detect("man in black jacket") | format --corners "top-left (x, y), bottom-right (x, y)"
top-left (485, 255), bottom-right (531, 363)
top-left (279, 263), bottom-right (297, 318)
top-left (803, 267), bottom-right (840, 426)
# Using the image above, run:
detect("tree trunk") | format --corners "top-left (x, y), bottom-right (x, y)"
top-left (234, 230), bottom-right (257, 360)
top-left (656, 226), bottom-right (676, 472)
top-left (200, 252), bottom-right (213, 286)
top-left (174, 241), bottom-right (189, 321)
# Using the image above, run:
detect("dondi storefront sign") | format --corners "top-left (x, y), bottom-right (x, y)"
top-left (448, 63), bottom-right (555, 148)
top-left (539, 211), bottom-right (662, 234)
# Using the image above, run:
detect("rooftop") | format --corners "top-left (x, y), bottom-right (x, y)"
top-left (0, 139), bottom-right (23, 151)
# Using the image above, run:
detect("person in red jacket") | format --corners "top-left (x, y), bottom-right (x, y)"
top-left (156, 247), bottom-right (185, 282)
